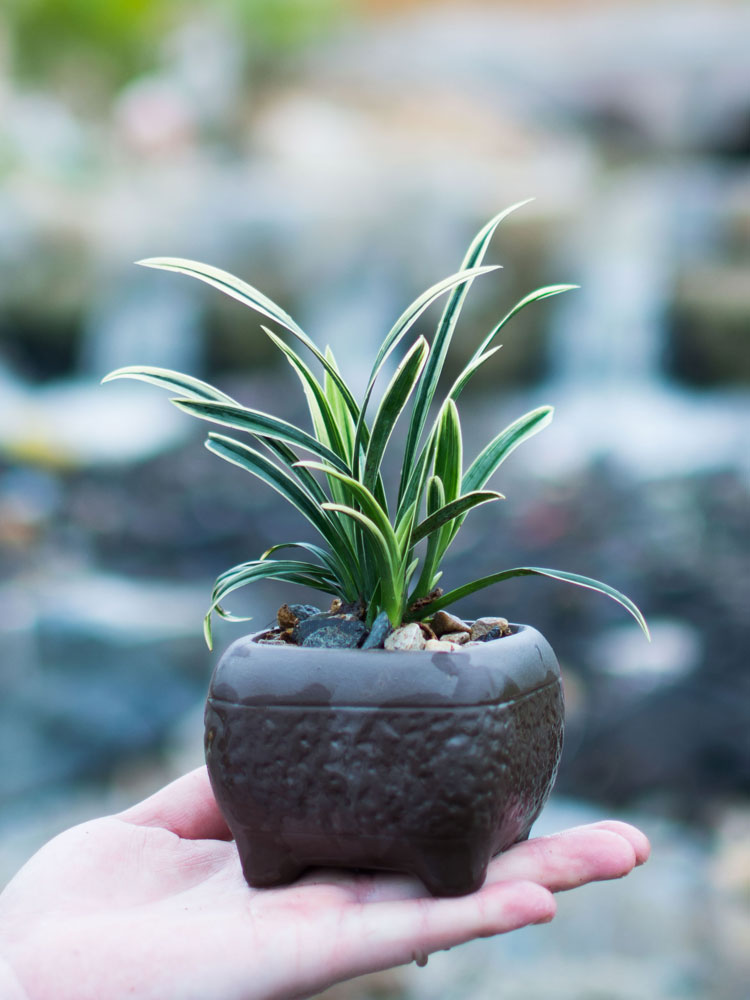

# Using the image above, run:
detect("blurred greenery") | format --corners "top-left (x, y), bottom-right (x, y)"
top-left (5, 0), bottom-right (345, 98)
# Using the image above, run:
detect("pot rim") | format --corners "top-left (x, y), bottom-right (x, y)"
top-left (208, 622), bottom-right (561, 708)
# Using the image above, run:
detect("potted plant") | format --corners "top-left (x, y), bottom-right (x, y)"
top-left (104, 201), bottom-right (648, 897)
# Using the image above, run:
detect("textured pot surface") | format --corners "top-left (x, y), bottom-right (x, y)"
top-left (205, 624), bottom-right (564, 896)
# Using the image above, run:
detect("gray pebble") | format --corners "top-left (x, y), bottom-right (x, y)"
top-left (361, 611), bottom-right (393, 650)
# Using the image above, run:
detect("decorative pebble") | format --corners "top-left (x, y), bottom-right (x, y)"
top-left (482, 625), bottom-right (508, 642)
top-left (424, 639), bottom-right (461, 652)
top-left (288, 604), bottom-right (321, 621)
top-left (277, 603), bottom-right (321, 629)
top-left (470, 617), bottom-right (511, 641)
top-left (296, 617), bottom-right (367, 648)
top-left (384, 623), bottom-right (425, 651)
top-left (361, 611), bottom-right (393, 650)
top-left (441, 631), bottom-right (471, 645)
top-left (431, 611), bottom-right (470, 637)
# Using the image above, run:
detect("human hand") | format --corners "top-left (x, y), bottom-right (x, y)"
top-left (0, 767), bottom-right (649, 1000)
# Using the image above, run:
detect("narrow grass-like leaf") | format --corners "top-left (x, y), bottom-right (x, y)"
top-left (411, 490), bottom-right (503, 545)
top-left (259, 541), bottom-right (348, 588)
top-left (472, 284), bottom-right (579, 361)
top-left (463, 406), bottom-right (554, 493)
top-left (321, 503), bottom-right (401, 625)
top-left (433, 399), bottom-right (462, 504)
top-left (353, 264), bottom-right (500, 470)
top-left (362, 336), bottom-right (428, 496)
top-left (398, 201), bottom-right (532, 503)
top-left (395, 498), bottom-right (418, 551)
top-left (408, 566), bottom-right (650, 640)
top-left (256, 441), bottom-right (361, 601)
top-left (259, 327), bottom-right (366, 525)
top-left (138, 257), bottom-right (304, 335)
top-left (299, 462), bottom-right (401, 568)
top-left (409, 475), bottom-right (445, 601)
top-left (138, 257), bottom-right (360, 421)
top-left (204, 558), bottom-right (339, 648)
top-left (394, 429), bottom-right (437, 526)
top-left (173, 399), bottom-right (350, 473)
top-left (261, 327), bottom-right (353, 463)
top-left (102, 365), bottom-right (237, 403)
top-left (205, 434), bottom-right (359, 572)
top-left (324, 346), bottom-right (356, 462)
top-left (447, 346), bottom-right (503, 401)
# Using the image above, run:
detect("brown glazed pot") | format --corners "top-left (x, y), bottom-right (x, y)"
top-left (204, 623), bottom-right (564, 897)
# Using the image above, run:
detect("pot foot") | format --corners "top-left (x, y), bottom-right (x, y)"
top-left (412, 841), bottom-right (489, 897)
top-left (236, 832), bottom-right (305, 889)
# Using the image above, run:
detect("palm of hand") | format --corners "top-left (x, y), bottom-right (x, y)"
top-left (0, 769), bottom-right (649, 1000)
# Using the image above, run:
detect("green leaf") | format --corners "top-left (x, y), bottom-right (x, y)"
top-left (394, 428), bottom-right (437, 526)
top-left (409, 566), bottom-right (651, 640)
top-left (204, 433), bottom-right (359, 595)
top-left (324, 346), bottom-right (357, 461)
top-left (102, 365), bottom-right (237, 403)
top-left (447, 346), bottom-right (503, 402)
top-left (259, 541), bottom-right (347, 587)
top-left (138, 256), bottom-right (305, 336)
top-left (362, 335), bottom-right (428, 496)
top-left (204, 557), bottom-right (339, 649)
top-left (259, 327), bottom-right (366, 523)
top-left (472, 284), bottom-right (579, 361)
top-left (138, 257), bottom-right (360, 421)
top-left (173, 398), bottom-right (350, 473)
top-left (394, 498), bottom-right (418, 551)
top-left (411, 490), bottom-right (503, 546)
top-left (320, 503), bottom-right (401, 625)
top-left (408, 475), bottom-right (445, 602)
top-left (463, 406), bottom-right (554, 493)
top-left (433, 399), bottom-right (462, 504)
top-left (353, 263), bottom-right (501, 469)
top-left (298, 461), bottom-right (401, 568)
top-left (398, 201), bottom-right (532, 503)
top-left (261, 327), bottom-right (353, 463)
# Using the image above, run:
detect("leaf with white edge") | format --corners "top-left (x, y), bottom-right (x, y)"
top-left (472, 284), bottom-right (579, 361)
top-left (324, 346), bottom-right (356, 460)
top-left (204, 558), bottom-right (339, 648)
top-left (259, 541), bottom-right (350, 591)
top-left (298, 462), bottom-right (401, 568)
top-left (173, 399), bottom-right (350, 473)
top-left (261, 327), bottom-right (353, 463)
top-left (433, 399), bottom-right (462, 505)
top-left (321, 503), bottom-right (402, 625)
top-left (204, 434), bottom-right (359, 590)
top-left (138, 257), bottom-right (360, 421)
top-left (409, 566), bottom-right (650, 640)
top-left (447, 346), bottom-right (503, 401)
top-left (362, 336), bottom-right (428, 496)
top-left (394, 498), bottom-right (418, 551)
top-left (399, 200), bottom-right (531, 502)
top-left (353, 264), bottom-right (500, 468)
top-left (409, 475), bottom-right (445, 603)
top-left (411, 490), bottom-right (503, 545)
top-left (102, 365), bottom-right (237, 403)
top-left (463, 406), bottom-right (554, 493)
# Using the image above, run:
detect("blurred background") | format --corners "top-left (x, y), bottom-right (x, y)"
top-left (1, 1), bottom-right (749, 997)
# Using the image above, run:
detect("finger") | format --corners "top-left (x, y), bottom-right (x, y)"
top-left (580, 820), bottom-right (651, 865)
top-left (327, 879), bottom-right (555, 981)
top-left (317, 822), bottom-right (644, 906)
top-left (117, 766), bottom-right (233, 841)
top-left (486, 827), bottom-right (637, 892)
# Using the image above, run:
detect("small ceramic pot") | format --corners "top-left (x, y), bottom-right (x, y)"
top-left (204, 623), bottom-right (564, 896)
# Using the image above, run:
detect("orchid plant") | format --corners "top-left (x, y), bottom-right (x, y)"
top-left (104, 201), bottom-right (649, 648)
